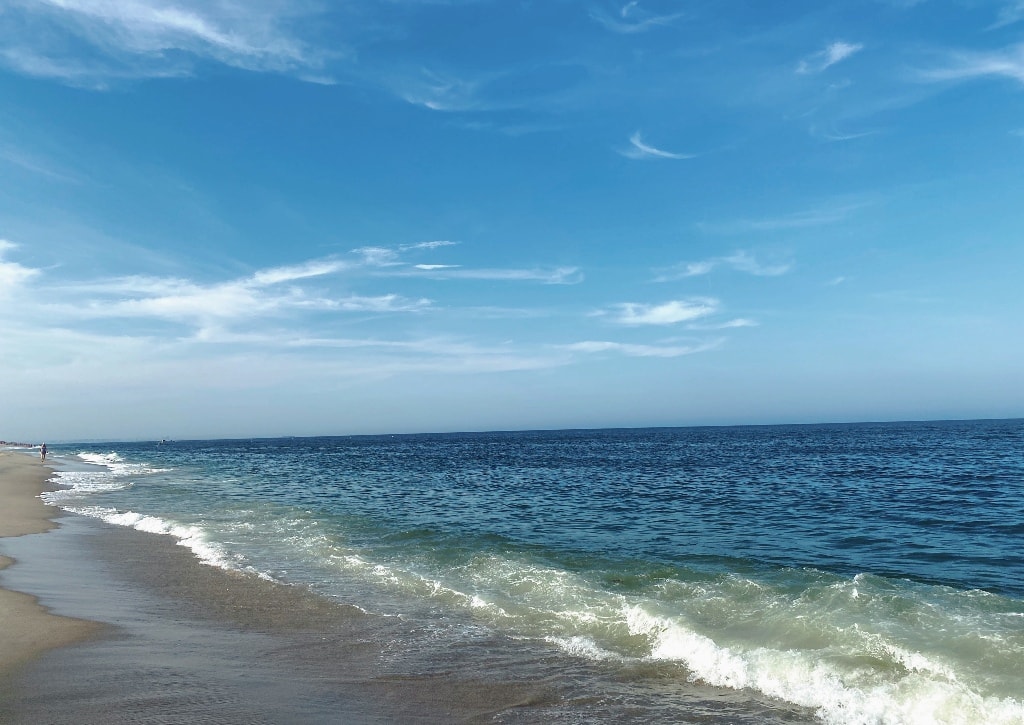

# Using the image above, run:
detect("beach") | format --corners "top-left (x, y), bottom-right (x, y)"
top-left (0, 446), bottom-right (822, 724)
top-left (0, 452), bottom-right (561, 723)
top-left (0, 452), bottom-right (101, 676)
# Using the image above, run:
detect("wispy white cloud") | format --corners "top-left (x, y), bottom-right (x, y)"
top-left (603, 298), bottom-right (718, 325)
top-left (688, 318), bottom-right (758, 330)
top-left (797, 41), bottom-right (864, 74)
top-left (721, 251), bottom-right (792, 276)
top-left (671, 261), bottom-right (715, 277)
top-left (0, 240), bottom-right (41, 297)
top-left (0, 0), bottom-right (330, 86)
top-left (352, 243), bottom-right (580, 284)
top-left (619, 131), bottom-right (694, 160)
top-left (394, 68), bottom-right (484, 111)
top-left (406, 266), bottom-right (583, 285)
top-left (921, 43), bottom-right (1024, 85)
top-left (251, 259), bottom-right (350, 285)
top-left (590, 3), bottom-right (685, 34)
top-left (654, 251), bottom-right (792, 281)
top-left (696, 202), bottom-right (865, 234)
top-left (47, 257), bottom-right (429, 334)
top-left (400, 240), bottom-right (459, 251)
top-left (0, 144), bottom-right (84, 183)
top-left (10, 238), bottom-right (586, 365)
top-left (811, 124), bottom-right (882, 142)
top-left (354, 246), bottom-right (403, 267)
top-left (563, 338), bottom-right (721, 358)
top-left (989, 2), bottom-right (1024, 29)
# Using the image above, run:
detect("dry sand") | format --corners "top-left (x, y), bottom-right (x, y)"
top-left (0, 452), bottom-right (102, 675)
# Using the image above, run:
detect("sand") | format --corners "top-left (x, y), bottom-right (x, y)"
top-left (0, 452), bottom-right (102, 675)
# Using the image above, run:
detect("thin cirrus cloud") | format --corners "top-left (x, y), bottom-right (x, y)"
top-left (0, 0), bottom-right (330, 85)
top-left (619, 132), bottom-right (694, 160)
top-left (47, 257), bottom-right (430, 331)
top-left (689, 318), bottom-right (758, 330)
top-left (654, 251), bottom-right (792, 281)
top-left (604, 298), bottom-right (719, 325)
top-left (405, 266), bottom-right (583, 285)
top-left (590, 2), bottom-right (685, 34)
top-left (393, 68), bottom-right (484, 112)
top-left (386, 62), bottom-right (593, 115)
top-left (354, 246), bottom-right (405, 267)
top-left (0, 144), bottom-right (83, 183)
top-left (251, 259), bottom-right (350, 285)
top-left (13, 240), bottom-right (585, 354)
top-left (563, 338), bottom-right (721, 358)
top-left (921, 43), bottom-right (1024, 85)
top-left (988, 2), bottom-right (1024, 29)
top-left (796, 41), bottom-right (864, 74)
top-left (401, 240), bottom-right (459, 252)
top-left (0, 240), bottom-right (40, 296)
top-left (355, 243), bottom-right (582, 284)
top-left (696, 202), bottom-right (865, 234)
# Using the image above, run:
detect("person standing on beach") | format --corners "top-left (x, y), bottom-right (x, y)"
top-left (40, 443), bottom-right (47, 462)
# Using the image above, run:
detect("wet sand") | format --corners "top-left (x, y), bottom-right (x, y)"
top-left (0, 452), bottom-right (101, 675)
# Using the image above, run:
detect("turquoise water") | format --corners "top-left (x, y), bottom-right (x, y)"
top-left (41, 420), bottom-right (1024, 724)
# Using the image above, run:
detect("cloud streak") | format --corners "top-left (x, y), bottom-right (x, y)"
top-left (563, 338), bottom-right (721, 358)
top-left (394, 68), bottom-right (484, 112)
top-left (604, 298), bottom-right (719, 325)
top-left (0, 240), bottom-right (41, 297)
top-left (47, 258), bottom-right (430, 337)
top-left (590, 3), bottom-right (685, 34)
top-left (0, 0), bottom-right (330, 85)
top-left (404, 266), bottom-right (583, 285)
top-left (797, 41), bottom-right (864, 74)
top-left (922, 43), bottom-right (1024, 85)
top-left (696, 202), bottom-right (865, 234)
top-left (655, 251), bottom-right (792, 281)
top-left (355, 243), bottom-right (582, 284)
top-left (619, 132), bottom-right (694, 160)
top-left (988, 2), bottom-right (1024, 30)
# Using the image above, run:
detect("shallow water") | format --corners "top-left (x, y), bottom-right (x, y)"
top-left (40, 420), bottom-right (1024, 724)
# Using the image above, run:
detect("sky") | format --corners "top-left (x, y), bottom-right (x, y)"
top-left (1, 0), bottom-right (1023, 441)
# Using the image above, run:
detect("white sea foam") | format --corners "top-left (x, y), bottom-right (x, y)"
top-left (42, 450), bottom-right (169, 507)
top-left (621, 603), bottom-right (1024, 725)
top-left (148, 513), bottom-right (1017, 725)
top-left (546, 635), bottom-right (621, 661)
top-left (65, 505), bottom-right (236, 571)
top-left (75, 451), bottom-right (124, 465)
top-left (304, 543), bottom-right (1024, 725)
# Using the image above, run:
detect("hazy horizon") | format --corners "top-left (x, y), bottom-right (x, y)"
top-left (13, 415), bottom-right (1020, 448)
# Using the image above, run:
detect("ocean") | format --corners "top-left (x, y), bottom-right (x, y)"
top-left (39, 420), bottom-right (1024, 724)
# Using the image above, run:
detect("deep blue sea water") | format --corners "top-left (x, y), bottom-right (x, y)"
top-left (36, 419), bottom-right (1024, 724)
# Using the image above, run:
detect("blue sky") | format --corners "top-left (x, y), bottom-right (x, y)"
top-left (1, 0), bottom-right (1022, 440)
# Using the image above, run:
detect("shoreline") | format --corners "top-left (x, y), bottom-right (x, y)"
top-left (0, 449), bottom-right (816, 723)
top-left (0, 451), bottom-right (565, 723)
top-left (0, 452), bottom-right (102, 675)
